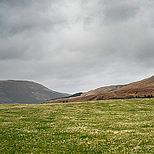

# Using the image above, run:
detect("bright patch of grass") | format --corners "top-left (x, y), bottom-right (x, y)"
top-left (0, 98), bottom-right (154, 153)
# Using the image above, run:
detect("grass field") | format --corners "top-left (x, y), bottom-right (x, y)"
top-left (0, 98), bottom-right (154, 153)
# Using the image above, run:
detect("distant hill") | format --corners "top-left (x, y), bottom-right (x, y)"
top-left (43, 75), bottom-right (154, 103)
top-left (0, 80), bottom-right (70, 104)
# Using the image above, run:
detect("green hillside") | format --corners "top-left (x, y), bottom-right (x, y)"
top-left (0, 98), bottom-right (153, 153)
top-left (0, 80), bottom-right (69, 104)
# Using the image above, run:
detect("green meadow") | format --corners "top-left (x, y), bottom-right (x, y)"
top-left (0, 99), bottom-right (154, 153)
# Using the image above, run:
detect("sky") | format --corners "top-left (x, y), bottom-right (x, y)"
top-left (0, 0), bottom-right (154, 94)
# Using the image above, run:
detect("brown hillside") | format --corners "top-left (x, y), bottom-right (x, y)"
top-left (81, 85), bottom-right (125, 97)
top-left (121, 75), bottom-right (154, 89)
top-left (43, 75), bottom-right (154, 103)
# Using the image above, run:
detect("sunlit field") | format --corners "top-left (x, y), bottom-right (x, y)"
top-left (0, 98), bottom-right (154, 153)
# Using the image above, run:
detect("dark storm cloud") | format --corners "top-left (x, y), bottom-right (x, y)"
top-left (0, 0), bottom-right (154, 93)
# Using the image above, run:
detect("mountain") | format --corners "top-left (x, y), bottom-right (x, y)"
top-left (43, 75), bottom-right (154, 103)
top-left (0, 80), bottom-right (69, 104)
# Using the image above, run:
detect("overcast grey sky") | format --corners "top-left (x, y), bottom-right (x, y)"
top-left (0, 0), bottom-right (154, 94)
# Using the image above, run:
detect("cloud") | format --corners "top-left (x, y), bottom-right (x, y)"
top-left (0, 0), bottom-right (154, 93)
top-left (103, 3), bottom-right (139, 24)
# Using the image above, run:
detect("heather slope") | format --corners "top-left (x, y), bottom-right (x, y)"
top-left (44, 75), bottom-right (154, 103)
top-left (94, 75), bottom-right (154, 100)
top-left (81, 85), bottom-right (125, 97)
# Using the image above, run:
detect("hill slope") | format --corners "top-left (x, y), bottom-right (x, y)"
top-left (81, 85), bottom-right (125, 97)
top-left (0, 80), bottom-right (69, 104)
top-left (44, 75), bottom-right (154, 103)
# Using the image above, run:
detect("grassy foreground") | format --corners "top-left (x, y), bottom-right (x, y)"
top-left (0, 99), bottom-right (154, 153)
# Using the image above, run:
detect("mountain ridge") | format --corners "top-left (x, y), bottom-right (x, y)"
top-left (0, 80), bottom-right (69, 104)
